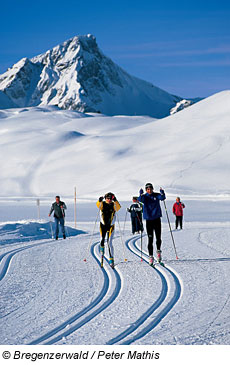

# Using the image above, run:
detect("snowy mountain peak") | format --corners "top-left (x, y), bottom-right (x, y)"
top-left (0, 34), bottom-right (195, 117)
top-left (32, 34), bottom-right (97, 65)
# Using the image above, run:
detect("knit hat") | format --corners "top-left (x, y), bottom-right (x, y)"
top-left (145, 183), bottom-right (153, 190)
top-left (105, 192), bottom-right (113, 199)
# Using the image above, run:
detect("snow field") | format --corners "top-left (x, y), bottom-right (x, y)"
top-left (0, 87), bottom-right (230, 345)
top-left (0, 90), bottom-right (230, 199)
top-left (1, 208), bottom-right (229, 345)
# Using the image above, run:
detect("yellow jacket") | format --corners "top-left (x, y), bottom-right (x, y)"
top-left (96, 200), bottom-right (121, 225)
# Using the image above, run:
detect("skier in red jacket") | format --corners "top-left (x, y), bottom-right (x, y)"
top-left (172, 197), bottom-right (185, 230)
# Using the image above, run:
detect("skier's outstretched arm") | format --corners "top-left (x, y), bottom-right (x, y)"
top-left (114, 200), bottom-right (121, 211)
top-left (135, 203), bottom-right (142, 212)
top-left (158, 187), bottom-right (166, 201)
top-left (61, 202), bottom-right (67, 210)
top-left (49, 204), bottom-right (54, 216)
top-left (96, 197), bottom-right (104, 209)
top-left (173, 204), bottom-right (176, 214)
top-left (138, 188), bottom-right (145, 203)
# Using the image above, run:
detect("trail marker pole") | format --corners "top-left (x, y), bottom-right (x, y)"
top-left (74, 187), bottom-right (77, 229)
top-left (36, 199), bottom-right (40, 221)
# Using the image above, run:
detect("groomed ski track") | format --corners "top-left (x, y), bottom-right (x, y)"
top-left (106, 235), bottom-right (182, 344)
top-left (29, 240), bottom-right (122, 345)
top-left (0, 236), bottom-right (123, 345)
top-left (0, 239), bottom-right (57, 282)
top-left (0, 232), bottom-right (182, 345)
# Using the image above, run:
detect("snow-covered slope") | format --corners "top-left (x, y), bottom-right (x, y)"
top-left (0, 90), bottom-right (229, 199)
top-left (0, 34), bottom-right (186, 117)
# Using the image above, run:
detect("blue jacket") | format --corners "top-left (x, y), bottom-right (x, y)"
top-left (138, 191), bottom-right (166, 220)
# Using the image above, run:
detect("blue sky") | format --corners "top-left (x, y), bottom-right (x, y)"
top-left (1, 0), bottom-right (230, 98)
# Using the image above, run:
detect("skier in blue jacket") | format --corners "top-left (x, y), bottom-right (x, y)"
top-left (138, 183), bottom-right (166, 266)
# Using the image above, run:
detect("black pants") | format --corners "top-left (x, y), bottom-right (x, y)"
top-left (100, 223), bottom-right (115, 257)
top-left (100, 223), bottom-right (111, 245)
top-left (131, 216), bottom-right (143, 234)
top-left (175, 216), bottom-right (183, 229)
top-left (146, 218), bottom-right (162, 255)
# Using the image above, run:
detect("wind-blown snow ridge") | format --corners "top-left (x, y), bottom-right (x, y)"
top-left (0, 34), bottom-right (194, 117)
top-left (0, 221), bottom-right (84, 245)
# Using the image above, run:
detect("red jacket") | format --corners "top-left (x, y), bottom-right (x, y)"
top-left (173, 202), bottom-right (185, 216)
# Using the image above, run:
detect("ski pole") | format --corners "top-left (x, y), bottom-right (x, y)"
top-left (163, 200), bottom-right (179, 260)
top-left (140, 230), bottom-right (143, 261)
top-left (84, 202), bottom-right (101, 262)
top-left (106, 230), bottom-right (115, 269)
top-left (106, 231), bottom-right (112, 258)
top-left (49, 220), bottom-right (54, 239)
top-left (135, 211), bottom-right (143, 261)
top-left (123, 210), bottom-right (128, 236)
top-left (116, 209), bottom-right (127, 262)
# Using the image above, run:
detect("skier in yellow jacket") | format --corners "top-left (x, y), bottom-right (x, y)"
top-left (96, 192), bottom-right (121, 268)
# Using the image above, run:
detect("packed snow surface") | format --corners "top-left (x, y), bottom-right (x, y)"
top-left (0, 200), bottom-right (230, 345)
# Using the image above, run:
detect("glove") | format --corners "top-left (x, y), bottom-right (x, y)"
top-left (112, 195), bottom-right (117, 201)
top-left (139, 188), bottom-right (144, 195)
top-left (160, 187), bottom-right (164, 195)
top-left (127, 208), bottom-right (130, 212)
top-left (99, 196), bottom-right (103, 202)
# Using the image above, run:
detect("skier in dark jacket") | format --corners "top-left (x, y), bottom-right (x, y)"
top-left (138, 183), bottom-right (166, 266)
top-left (173, 197), bottom-right (185, 229)
top-left (49, 196), bottom-right (67, 240)
top-left (127, 197), bottom-right (143, 234)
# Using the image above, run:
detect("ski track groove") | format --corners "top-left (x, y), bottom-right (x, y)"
top-left (0, 239), bottom-right (57, 282)
top-left (107, 234), bottom-right (182, 345)
top-left (29, 240), bottom-right (122, 345)
top-left (106, 235), bottom-right (167, 344)
top-left (1, 232), bottom-right (182, 345)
